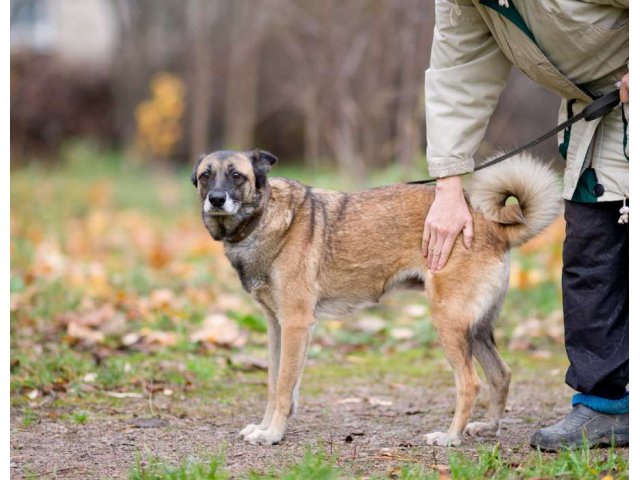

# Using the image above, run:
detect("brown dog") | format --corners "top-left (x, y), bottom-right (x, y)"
top-left (192, 149), bottom-right (560, 446)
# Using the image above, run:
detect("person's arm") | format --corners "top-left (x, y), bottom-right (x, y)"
top-left (423, 0), bottom-right (512, 271)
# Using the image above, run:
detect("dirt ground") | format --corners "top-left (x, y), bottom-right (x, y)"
top-left (12, 352), bottom-right (625, 480)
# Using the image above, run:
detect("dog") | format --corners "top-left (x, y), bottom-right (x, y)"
top-left (192, 149), bottom-right (560, 446)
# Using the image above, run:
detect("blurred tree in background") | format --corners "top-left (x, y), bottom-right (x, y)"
top-left (134, 73), bottom-right (185, 161)
top-left (10, 0), bottom-right (560, 173)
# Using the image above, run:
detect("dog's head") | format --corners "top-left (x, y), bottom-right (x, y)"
top-left (191, 150), bottom-right (277, 217)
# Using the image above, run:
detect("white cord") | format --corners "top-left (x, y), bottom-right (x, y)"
top-left (618, 197), bottom-right (629, 224)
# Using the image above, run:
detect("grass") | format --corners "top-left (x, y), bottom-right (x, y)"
top-left (21, 408), bottom-right (38, 427)
top-left (447, 442), bottom-right (628, 480)
top-left (127, 443), bottom-right (629, 479)
top-left (129, 452), bottom-right (229, 480)
top-left (69, 410), bottom-right (89, 424)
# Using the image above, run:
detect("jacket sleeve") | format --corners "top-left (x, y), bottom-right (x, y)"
top-left (425, 0), bottom-right (512, 178)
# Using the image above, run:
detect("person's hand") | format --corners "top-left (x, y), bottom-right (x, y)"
top-left (619, 74), bottom-right (629, 103)
top-left (422, 176), bottom-right (473, 271)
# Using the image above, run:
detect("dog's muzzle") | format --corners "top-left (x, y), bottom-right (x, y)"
top-left (204, 191), bottom-right (240, 215)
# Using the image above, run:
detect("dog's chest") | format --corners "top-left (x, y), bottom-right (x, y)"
top-left (225, 243), bottom-right (270, 293)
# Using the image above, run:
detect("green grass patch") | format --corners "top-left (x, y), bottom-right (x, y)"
top-left (129, 451), bottom-right (228, 480)
top-left (128, 449), bottom-right (342, 480)
top-left (229, 312), bottom-right (267, 334)
top-left (249, 450), bottom-right (341, 479)
top-left (10, 346), bottom-right (95, 397)
top-left (69, 410), bottom-right (89, 424)
top-left (446, 442), bottom-right (628, 480)
top-left (126, 443), bottom-right (628, 479)
top-left (21, 408), bottom-right (38, 427)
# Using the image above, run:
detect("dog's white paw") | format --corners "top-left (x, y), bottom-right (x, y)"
top-left (239, 423), bottom-right (265, 438)
top-left (464, 421), bottom-right (499, 437)
top-left (244, 428), bottom-right (283, 446)
top-left (424, 431), bottom-right (461, 447)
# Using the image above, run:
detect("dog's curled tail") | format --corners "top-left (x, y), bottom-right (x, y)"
top-left (468, 153), bottom-right (562, 247)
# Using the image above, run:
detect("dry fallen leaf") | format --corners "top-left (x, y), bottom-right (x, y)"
top-left (389, 327), bottom-right (414, 340)
top-left (403, 304), bottom-right (427, 318)
top-left (368, 397), bottom-right (393, 407)
top-left (531, 350), bottom-right (553, 360)
top-left (141, 330), bottom-right (177, 347)
top-left (372, 448), bottom-right (411, 462)
top-left (215, 294), bottom-right (250, 314)
top-left (185, 287), bottom-right (212, 306)
top-left (66, 322), bottom-right (105, 345)
top-left (148, 288), bottom-right (177, 310)
top-left (32, 241), bottom-right (66, 279)
top-left (121, 332), bottom-right (140, 347)
top-left (190, 314), bottom-right (247, 348)
top-left (104, 391), bottom-right (144, 399)
top-left (354, 316), bottom-right (386, 334)
top-left (228, 354), bottom-right (268, 371)
top-left (508, 313), bottom-right (564, 351)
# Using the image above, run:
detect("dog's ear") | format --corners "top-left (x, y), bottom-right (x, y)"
top-left (249, 149), bottom-right (278, 188)
top-left (191, 154), bottom-right (206, 187)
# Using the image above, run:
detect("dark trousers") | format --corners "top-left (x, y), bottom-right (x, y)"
top-left (563, 200), bottom-right (629, 399)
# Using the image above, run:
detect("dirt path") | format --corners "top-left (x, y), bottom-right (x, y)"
top-left (13, 353), bottom-right (623, 479)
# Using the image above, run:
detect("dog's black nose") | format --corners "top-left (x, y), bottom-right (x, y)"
top-left (208, 191), bottom-right (226, 208)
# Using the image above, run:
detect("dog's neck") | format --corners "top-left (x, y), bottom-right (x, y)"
top-left (224, 209), bottom-right (264, 243)
top-left (216, 184), bottom-right (271, 244)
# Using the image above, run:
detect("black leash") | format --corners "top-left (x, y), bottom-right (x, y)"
top-left (408, 89), bottom-right (621, 185)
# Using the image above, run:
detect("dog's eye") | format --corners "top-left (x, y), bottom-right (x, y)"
top-left (200, 171), bottom-right (211, 180)
top-left (231, 171), bottom-right (244, 181)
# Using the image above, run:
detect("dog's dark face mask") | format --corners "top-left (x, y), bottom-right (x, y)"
top-left (191, 150), bottom-right (277, 240)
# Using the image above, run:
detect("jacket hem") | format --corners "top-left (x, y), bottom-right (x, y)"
top-left (427, 158), bottom-right (475, 178)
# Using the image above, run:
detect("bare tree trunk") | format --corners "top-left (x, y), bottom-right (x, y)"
top-left (188, 0), bottom-right (216, 159)
top-left (111, 0), bottom-right (144, 145)
top-left (395, 27), bottom-right (420, 169)
top-left (223, 3), bottom-right (273, 149)
top-left (331, 99), bottom-right (364, 180)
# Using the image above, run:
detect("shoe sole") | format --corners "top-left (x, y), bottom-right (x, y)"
top-left (531, 432), bottom-right (629, 452)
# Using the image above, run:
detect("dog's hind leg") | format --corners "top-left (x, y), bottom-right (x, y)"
top-left (240, 309), bottom-right (281, 439)
top-left (243, 312), bottom-right (315, 446)
top-left (465, 264), bottom-right (511, 438)
top-left (424, 305), bottom-right (481, 447)
top-left (465, 326), bottom-right (511, 438)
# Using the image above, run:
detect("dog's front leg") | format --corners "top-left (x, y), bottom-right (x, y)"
top-left (244, 315), bottom-right (314, 446)
top-left (240, 311), bottom-right (281, 438)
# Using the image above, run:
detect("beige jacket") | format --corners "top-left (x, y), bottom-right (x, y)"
top-left (425, 0), bottom-right (628, 201)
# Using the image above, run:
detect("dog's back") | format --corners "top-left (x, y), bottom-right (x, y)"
top-left (256, 154), bottom-right (560, 321)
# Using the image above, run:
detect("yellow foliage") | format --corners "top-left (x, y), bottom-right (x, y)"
top-left (134, 72), bottom-right (185, 159)
top-left (521, 217), bottom-right (565, 254)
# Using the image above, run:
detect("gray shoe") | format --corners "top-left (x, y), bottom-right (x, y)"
top-left (530, 404), bottom-right (628, 451)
